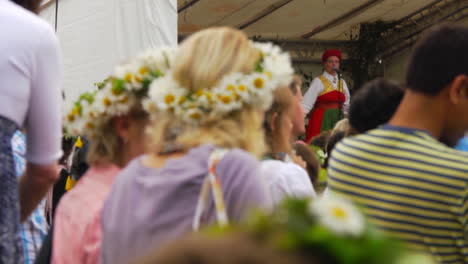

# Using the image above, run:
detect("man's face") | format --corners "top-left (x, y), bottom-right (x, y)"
top-left (291, 85), bottom-right (305, 139)
top-left (324, 56), bottom-right (340, 75)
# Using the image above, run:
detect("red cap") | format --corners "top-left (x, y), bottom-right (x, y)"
top-left (322, 49), bottom-right (342, 63)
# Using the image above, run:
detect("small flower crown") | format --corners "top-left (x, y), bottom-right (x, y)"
top-left (64, 46), bottom-right (177, 137)
top-left (144, 42), bottom-right (294, 124)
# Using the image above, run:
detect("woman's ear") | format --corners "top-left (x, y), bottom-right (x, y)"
top-left (269, 112), bottom-right (278, 133)
top-left (448, 75), bottom-right (468, 104)
top-left (112, 115), bottom-right (131, 142)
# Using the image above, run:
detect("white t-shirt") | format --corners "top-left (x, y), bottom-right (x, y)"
top-left (261, 160), bottom-right (316, 206)
top-left (0, 0), bottom-right (62, 165)
top-left (302, 71), bottom-right (350, 115)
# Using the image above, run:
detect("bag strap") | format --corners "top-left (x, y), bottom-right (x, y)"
top-left (192, 148), bottom-right (229, 231)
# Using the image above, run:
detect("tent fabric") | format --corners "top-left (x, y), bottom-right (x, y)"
top-left (40, 0), bottom-right (177, 104)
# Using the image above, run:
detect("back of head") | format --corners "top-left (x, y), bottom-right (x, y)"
top-left (325, 130), bottom-right (346, 168)
top-left (293, 142), bottom-right (320, 184)
top-left (148, 27), bottom-right (267, 157)
top-left (173, 27), bottom-right (259, 92)
top-left (349, 78), bottom-right (404, 133)
top-left (11, 0), bottom-right (40, 13)
top-left (264, 87), bottom-right (295, 155)
top-left (406, 24), bottom-right (468, 95)
top-left (309, 131), bottom-right (331, 150)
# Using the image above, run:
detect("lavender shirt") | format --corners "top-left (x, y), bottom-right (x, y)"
top-left (100, 145), bottom-right (270, 264)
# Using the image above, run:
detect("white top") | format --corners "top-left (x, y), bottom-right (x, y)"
top-left (261, 160), bottom-right (316, 206)
top-left (0, 1), bottom-right (63, 165)
top-left (302, 71), bottom-right (350, 115)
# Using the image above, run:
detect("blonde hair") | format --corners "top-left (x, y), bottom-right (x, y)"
top-left (147, 27), bottom-right (267, 157)
top-left (87, 108), bottom-right (148, 165)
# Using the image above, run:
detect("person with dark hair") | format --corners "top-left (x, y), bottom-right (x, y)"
top-left (328, 24), bottom-right (468, 263)
top-left (349, 78), bottom-right (404, 133)
top-left (293, 142), bottom-right (320, 187)
top-left (302, 49), bottom-right (351, 142)
top-left (0, 0), bottom-right (62, 263)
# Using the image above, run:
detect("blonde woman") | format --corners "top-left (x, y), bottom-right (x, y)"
top-left (262, 87), bottom-right (316, 206)
top-left (100, 27), bottom-right (294, 264)
top-left (51, 47), bottom-right (175, 264)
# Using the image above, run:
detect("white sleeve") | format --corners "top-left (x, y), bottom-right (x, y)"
top-left (342, 80), bottom-right (351, 116)
top-left (26, 27), bottom-right (63, 165)
top-left (281, 163), bottom-right (317, 199)
top-left (301, 78), bottom-right (323, 115)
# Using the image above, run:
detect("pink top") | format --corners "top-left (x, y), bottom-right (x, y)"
top-left (52, 164), bottom-right (120, 264)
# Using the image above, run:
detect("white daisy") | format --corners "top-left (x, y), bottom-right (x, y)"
top-left (148, 75), bottom-right (187, 111)
top-left (310, 195), bottom-right (365, 237)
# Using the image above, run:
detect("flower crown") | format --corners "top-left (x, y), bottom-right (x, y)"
top-left (144, 41), bottom-right (294, 124)
top-left (64, 46), bottom-right (177, 137)
top-left (210, 196), bottom-right (432, 264)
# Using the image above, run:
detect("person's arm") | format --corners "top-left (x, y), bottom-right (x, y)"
top-left (20, 26), bottom-right (63, 221)
top-left (342, 80), bottom-right (351, 116)
top-left (301, 78), bottom-right (323, 115)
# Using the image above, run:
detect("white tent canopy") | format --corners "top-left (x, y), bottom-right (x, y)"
top-left (40, 0), bottom-right (178, 104)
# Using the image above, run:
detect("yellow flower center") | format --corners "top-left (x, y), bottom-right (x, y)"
top-left (86, 122), bottom-right (95, 129)
top-left (195, 89), bottom-right (204, 97)
top-left (120, 96), bottom-right (129, 103)
top-left (139, 67), bottom-right (149, 75)
top-left (238, 85), bottom-right (246, 92)
top-left (164, 94), bottom-right (175, 104)
top-left (178, 96), bottom-right (186, 105)
top-left (134, 75), bottom-right (142, 83)
top-left (190, 112), bottom-right (201, 120)
top-left (254, 78), bottom-right (264, 89)
top-left (124, 73), bottom-right (133, 83)
top-left (103, 97), bottom-right (111, 106)
top-left (66, 114), bottom-right (75, 122)
top-left (112, 89), bottom-right (123, 96)
top-left (71, 106), bottom-right (80, 116)
top-left (220, 95), bottom-right (232, 104)
top-left (331, 207), bottom-right (347, 220)
top-left (227, 85), bottom-right (235, 92)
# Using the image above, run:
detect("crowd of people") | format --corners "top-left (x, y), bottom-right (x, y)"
top-left (2, 0), bottom-right (468, 264)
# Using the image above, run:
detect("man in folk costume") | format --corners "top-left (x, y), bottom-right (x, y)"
top-left (302, 49), bottom-right (350, 142)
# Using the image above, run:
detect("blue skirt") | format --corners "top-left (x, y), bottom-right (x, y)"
top-left (0, 116), bottom-right (22, 264)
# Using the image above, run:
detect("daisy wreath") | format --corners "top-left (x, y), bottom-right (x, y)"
top-left (144, 41), bottom-right (294, 124)
top-left (64, 46), bottom-right (177, 137)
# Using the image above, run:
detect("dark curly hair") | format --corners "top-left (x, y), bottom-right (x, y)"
top-left (406, 24), bottom-right (468, 95)
top-left (349, 78), bottom-right (404, 133)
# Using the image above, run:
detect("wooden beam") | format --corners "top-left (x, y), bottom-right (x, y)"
top-left (301, 0), bottom-right (385, 39)
top-left (237, 0), bottom-right (295, 29)
top-left (381, 4), bottom-right (468, 59)
top-left (178, 0), bottom-right (200, 13)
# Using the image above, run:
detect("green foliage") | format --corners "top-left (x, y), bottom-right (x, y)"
top-left (207, 198), bottom-right (405, 264)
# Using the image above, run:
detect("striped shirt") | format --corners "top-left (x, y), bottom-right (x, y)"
top-left (328, 125), bottom-right (468, 264)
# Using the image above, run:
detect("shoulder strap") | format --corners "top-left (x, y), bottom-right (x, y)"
top-left (192, 148), bottom-right (229, 231)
